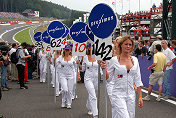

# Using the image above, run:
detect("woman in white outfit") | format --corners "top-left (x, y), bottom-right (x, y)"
top-left (100, 35), bottom-right (143, 118)
top-left (39, 48), bottom-right (48, 83)
top-left (49, 50), bottom-right (55, 87)
top-left (55, 50), bottom-right (62, 96)
top-left (78, 43), bottom-right (99, 118)
top-left (59, 45), bottom-right (76, 109)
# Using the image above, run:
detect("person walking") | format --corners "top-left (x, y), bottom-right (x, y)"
top-left (100, 35), bottom-right (143, 118)
top-left (143, 44), bottom-right (167, 102)
top-left (59, 45), bottom-right (76, 109)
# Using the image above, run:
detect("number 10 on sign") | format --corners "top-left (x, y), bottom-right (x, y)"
top-left (73, 41), bottom-right (87, 56)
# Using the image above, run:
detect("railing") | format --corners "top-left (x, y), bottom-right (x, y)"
top-left (133, 29), bottom-right (150, 39)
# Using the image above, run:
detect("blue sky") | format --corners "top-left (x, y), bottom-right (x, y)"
top-left (47, 0), bottom-right (162, 14)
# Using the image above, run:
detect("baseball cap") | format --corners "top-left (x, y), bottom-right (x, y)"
top-left (64, 45), bottom-right (71, 50)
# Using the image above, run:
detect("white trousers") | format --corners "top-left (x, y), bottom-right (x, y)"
top-left (60, 77), bottom-right (74, 106)
top-left (72, 72), bottom-right (77, 99)
top-left (111, 94), bottom-right (136, 118)
top-left (106, 83), bottom-right (114, 104)
top-left (85, 79), bottom-right (98, 117)
top-left (40, 62), bottom-right (47, 82)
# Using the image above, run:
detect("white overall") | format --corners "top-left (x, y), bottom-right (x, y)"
top-left (59, 56), bottom-right (76, 106)
top-left (107, 56), bottom-right (143, 118)
top-left (39, 52), bottom-right (47, 83)
top-left (82, 55), bottom-right (100, 117)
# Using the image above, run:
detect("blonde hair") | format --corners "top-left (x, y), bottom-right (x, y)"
top-left (117, 35), bottom-right (134, 55)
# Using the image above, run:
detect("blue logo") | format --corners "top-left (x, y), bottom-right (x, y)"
top-left (34, 32), bottom-right (42, 42)
top-left (70, 22), bottom-right (89, 43)
top-left (62, 25), bottom-right (69, 38)
top-left (85, 25), bottom-right (94, 41)
top-left (47, 21), bottom-right (65, 39)
top-left (88, 4), bottom-right (117, 39)
top-left (42, 31), bottom-right (51, 44)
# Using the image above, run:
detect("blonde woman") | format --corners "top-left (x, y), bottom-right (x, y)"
top-left (58, 45), bottom-right (76, 109)
top-left (100, 35), bottom-right (143, 118)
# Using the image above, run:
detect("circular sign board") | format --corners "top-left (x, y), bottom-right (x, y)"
top-left (88, 4), bottom-right (117, 39)
top-left (34, 32), bottom-right (42, 42)
top-left (47, 21), bottom-right (65, 39)
top-left (70, 22), bottom-right (89, 43)
top-left (42, 31), bottom-right (51, 44)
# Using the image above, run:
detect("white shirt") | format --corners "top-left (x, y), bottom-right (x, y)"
top-left (162, 48), bottom-right (176, 70)
top-left (9, 48), bottom-right (16, 55)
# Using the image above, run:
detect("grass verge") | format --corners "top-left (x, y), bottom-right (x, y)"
top-left (14, 27), bottom-right (34, 45)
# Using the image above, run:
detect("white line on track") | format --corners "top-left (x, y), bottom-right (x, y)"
top-left (142, 89), bottom-right (176, 105)
top-left (0, 25), bottom-right (29, 41)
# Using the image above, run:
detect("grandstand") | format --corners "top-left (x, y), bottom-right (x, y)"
top-left (0, 12), bottom-right (26, 19)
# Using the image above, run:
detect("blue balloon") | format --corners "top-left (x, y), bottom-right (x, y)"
top-left (70, 22), bottom-right (89, 43)
top-left (88, 4), bottom-right (117, 39)
top-left (42, 31), bottom-right (51, 44)
top-left (85, 25), bottom-right (94, 41)
top-left (62, 25), bottom-right (69, 38)
top-left (47, 21), bottom-right (65, 39)
top-left (34, 32), bottom-right (42, 42)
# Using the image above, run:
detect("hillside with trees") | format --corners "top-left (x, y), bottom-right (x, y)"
top-left (0, 0), bottom-right (86, 20)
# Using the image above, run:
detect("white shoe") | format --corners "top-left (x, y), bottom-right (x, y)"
top-left (142, 96), bottom-right (150, 101)
top-left (61, 102), bottom-right (66, 108)
top-left (67, 105), bottom-right (71, 109)
top-left (156, 97), bottom-right (161, 102)
top-left (88, 111), bottom-right (92, 115)
top-left (75, 95), bottom-right (78, 99)
top-left (56, 94), bottom-right (59, 97)
top-left (93, 115), bottom-right (98, 118)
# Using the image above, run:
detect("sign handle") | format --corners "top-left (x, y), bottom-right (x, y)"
top-left (98, 64), bottom-right (101, 118)
top-left (54, 51), bottom-right (57, 103)
top-left (103, 68), bottom-right (107, 118)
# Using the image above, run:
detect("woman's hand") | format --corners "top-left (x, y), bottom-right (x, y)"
top-left (138, 98), bottom-right (143, 108)
top-left (76, 60), bottom-right (80, 65)
top-left (99, 61), bottom-right (107, 69)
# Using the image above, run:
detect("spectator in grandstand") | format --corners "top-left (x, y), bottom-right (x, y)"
top-left (149, 35), bottom-right (162, 55)
top-left (159, 2), bottom-right (163, 8)
top-left (9, 43), bottom-right (18, 82)
top-left (99, 35), bottom-right (143, 118)
top-left (152, 3), bottom-right (156, 8)
top-left (143, 44), bottom-right (167, 102)
top-left (161, 40), bottom-right (176, 100)
top-left (16, 42), bottom-right (31, 89)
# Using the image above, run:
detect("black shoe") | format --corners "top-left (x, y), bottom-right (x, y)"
top-left (20, 86), bottom-right (28, 89)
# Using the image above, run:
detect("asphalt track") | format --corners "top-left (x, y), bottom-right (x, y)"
top-left (0, 23), bottom-right (47, 43)
top-left (0, 78), bottom-right (176, 118)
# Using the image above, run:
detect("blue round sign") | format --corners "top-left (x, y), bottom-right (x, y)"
top-left (85, 25), bottom-right (94, 41)
top-left (62, 25), bottom-right (69, 38)
top-left (42, 31), bottom-right (51, 44)
top-left (70, 22), bottom-right (89, 43)
top-left (88, 4), bottom-right (117, 39)
top-left (34, 32), bottom-right (42, 42)
top-left (47, 21), bottom-right (65, 39)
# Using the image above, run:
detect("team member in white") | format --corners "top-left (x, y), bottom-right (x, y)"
top-left (55, 50), bottom-right (62, 96)
top-left (78, 43), bottom-right (99, 118)
top-left (39, 48), bottom-right (48, 83)
top-left (59, 45), bottom-right (76, 109)
top-left (49, 50), bottom-right (55, 87)
top-left (100, 35), bottom-right (143, 118)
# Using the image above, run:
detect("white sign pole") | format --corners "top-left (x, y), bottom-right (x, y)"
top-left (98, 64), bottom-right (101, 118)
top-left (103, 68), bottom-right (107, 118)
top-left (54, 50), bottom-right (57, 103)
